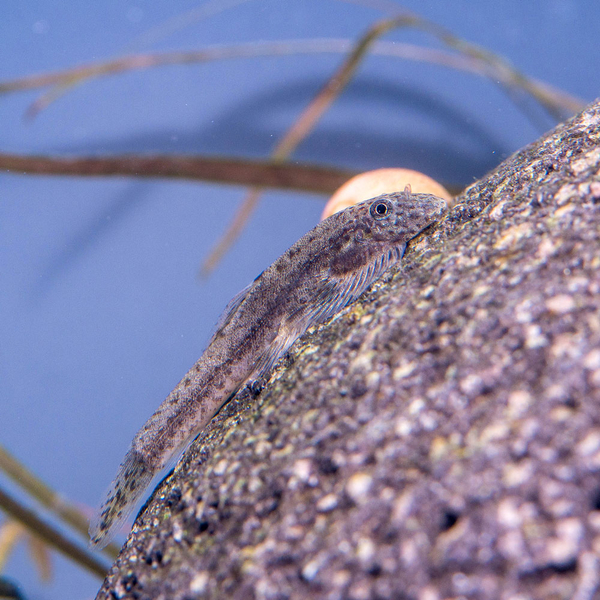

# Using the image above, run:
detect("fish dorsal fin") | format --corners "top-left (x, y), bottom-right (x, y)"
top-left (208, 279), bottom-right (257, 343)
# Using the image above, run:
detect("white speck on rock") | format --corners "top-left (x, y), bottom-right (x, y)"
top-left (495, 222), bottom-right (533, 251)
top-left (571, 147), bottom-right (600, 175)
top-left (189, 572), bottom-right (209, 594)
top-left (497, 497), bottom-right (522, 528)
top-left (590, 180), bottom-right (600, 198)
top-left (546, 294), bottom-right (576, 314)
top-left (545, 518), bottom-right (583, 566)
top-left (393, 361), bottom-right (417, 381)
top-left (346, 472), bottom-right (373, 503)
top-left (576, 430), bottom-right (600, 456)
top-left (498, 529), bottom-right (525, 560)
top-left (356, 537), bottom-right (375, 562)
top-left (395, 417), bottom-right (413, 437)
top-left (173, 521), bottom-right (183, 543)
top-left (554, 184), bottom-right (577, 206)
top-left (301, 558), bottom-right (322, 582)
top-left (584, 349), bottom-right (600, 370)
top-left (213, 458), bottom-right (228, 476)
top-left (489, 199), bottom-right (508, 220)
top-left (514, 298), bottom-right (534, 323)
top-left (507, 390), bottom-right (532, 419)
top-left (408, 398), bottom-right (425, 415)
top-left (537, 237), bottom-right (558, 261)
top-left (292, 458), bottom-right (313, 482)
top-left (525, 324), bottom-right (547, 349)
top-left (316, 493), bottom-right (338, 513)
top-left (460, 374), bottom-right (483, 396)
top-left (503, 460), bottom-right (534, 487)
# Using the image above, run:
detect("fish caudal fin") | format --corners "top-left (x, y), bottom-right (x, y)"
top-left (89, 448), bottom-right (155, 549)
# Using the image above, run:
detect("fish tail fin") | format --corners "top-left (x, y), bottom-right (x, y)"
top-left (89, 448), bottom-right (155, 549)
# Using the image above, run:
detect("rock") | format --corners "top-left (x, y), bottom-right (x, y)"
top-left (96, 98), bottom-right (600, 600)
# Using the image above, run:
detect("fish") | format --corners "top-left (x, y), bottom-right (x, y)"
top-left (89, 189), bottom-right (447, 548)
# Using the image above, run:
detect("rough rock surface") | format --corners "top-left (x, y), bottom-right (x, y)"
top-left (96, 99), bottom-right (600, 600)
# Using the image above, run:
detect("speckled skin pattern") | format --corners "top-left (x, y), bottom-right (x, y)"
top-left (90, 191), bottom-right (446, 549)
top-left (97, 100), bottom-right (600, 600)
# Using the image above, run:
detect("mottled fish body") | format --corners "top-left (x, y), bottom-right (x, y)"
top-left (89, 190), bottom-right (446, 548)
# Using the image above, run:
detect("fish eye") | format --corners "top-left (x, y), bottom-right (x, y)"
top-left (370, 199), bottom-right (392, 220)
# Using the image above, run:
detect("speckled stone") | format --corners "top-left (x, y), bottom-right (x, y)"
top-left (96, 98), bottom-right (600, 600)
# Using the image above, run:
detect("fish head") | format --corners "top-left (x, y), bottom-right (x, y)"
top-left (357, 189), bottom-right (448, 245)
top-left (327, 189), bottom-right (447, 277)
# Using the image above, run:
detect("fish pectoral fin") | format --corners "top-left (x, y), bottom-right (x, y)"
top-left (248, 275), bottom-right (376, 386)
top-left (285, 274), bottom-right (359, 329)
top-left (247, 243), bottom-right (408, 394)
top-left (310, 242), bottom-right (408, 325)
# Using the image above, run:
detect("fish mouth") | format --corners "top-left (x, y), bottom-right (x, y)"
top-left (410, 219), bottom-right (438, 239)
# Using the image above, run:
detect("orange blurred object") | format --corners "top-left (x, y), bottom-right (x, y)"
top-left (321, 168), bottom-right (452, 220)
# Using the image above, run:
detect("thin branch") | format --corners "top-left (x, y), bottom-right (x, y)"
top-left (27, 535), bottom-right (52, 582)
top-left (0, 39), bottom-right (492, 93)
top-left (0, 152), bottom-right (357, 194)
top-left (0, 485), bottom-right (109, 579)
top-left (0, 445), bottom-right (119, 559)
top-left (388, 9), bottom-right (581, 121)
top-left (272, 18), bottom-right (408, 160)
top-left (0, 521), bottom-right (24, 572)
top-left (0, 40), bottom-right (582, 120)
